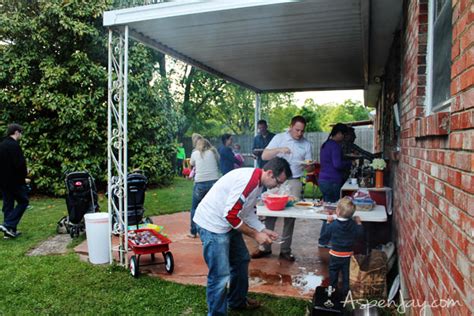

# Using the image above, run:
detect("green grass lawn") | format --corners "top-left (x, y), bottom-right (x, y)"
top-left (0, 177), bottom-right (309, 315)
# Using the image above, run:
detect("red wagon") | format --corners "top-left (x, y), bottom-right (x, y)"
top-left (127, 228), bottom-right (174, 277)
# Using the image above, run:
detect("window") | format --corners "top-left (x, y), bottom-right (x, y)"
top-left (425, 0), bottom-right (452, 113)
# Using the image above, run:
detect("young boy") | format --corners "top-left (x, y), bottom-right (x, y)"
top-left (320, 196), bottom-right (364, 297)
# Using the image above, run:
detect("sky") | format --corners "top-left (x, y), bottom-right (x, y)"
top-left (293, 90), bottom-right (364, 106)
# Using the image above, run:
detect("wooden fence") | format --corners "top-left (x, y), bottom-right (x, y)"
top-left (183, 128), bottom-right (374, 167)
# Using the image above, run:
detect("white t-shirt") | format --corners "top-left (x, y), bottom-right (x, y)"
top-left (266, 131), bottom-right (312, 178)
top-left (193, 168), bottom-right (266, 234)
top-left (190, 150), bottom-right (220, 183)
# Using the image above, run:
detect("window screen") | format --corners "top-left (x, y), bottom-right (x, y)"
top-left (427, 0), bottom-right (452, 112)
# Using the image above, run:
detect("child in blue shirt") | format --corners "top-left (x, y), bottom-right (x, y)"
top-left (320, 196), bottom-right (364, 297)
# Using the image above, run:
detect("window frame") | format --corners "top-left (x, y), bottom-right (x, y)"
top-left (425, 0), bottom-right (452, 114)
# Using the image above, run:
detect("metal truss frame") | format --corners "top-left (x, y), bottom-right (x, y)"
top-left (107, 26), bottom-right (129, 267)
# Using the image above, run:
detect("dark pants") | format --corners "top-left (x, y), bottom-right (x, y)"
top-left (2, 184), bottom-right (29, 232)
top-left (318, 180), bottom-right (342, 245)
top-left (176, 158), bottom-right (184, 176)
top-left (329, 255), bottom-right (351, 297)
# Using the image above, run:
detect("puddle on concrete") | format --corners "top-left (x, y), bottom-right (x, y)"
top-left (292, 272), bottom-right (323, 294)
top-left (250, 268), bottom-right (323, 295)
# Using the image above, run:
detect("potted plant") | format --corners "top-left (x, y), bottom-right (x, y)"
top-left (370, 158), bottom-right (387, 188)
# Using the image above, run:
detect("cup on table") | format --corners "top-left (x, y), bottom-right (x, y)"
top-left (350, 178), bottom-right (358, 185)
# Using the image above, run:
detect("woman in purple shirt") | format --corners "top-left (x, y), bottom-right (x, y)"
top-left (318, 123), bottom-right (352, 247)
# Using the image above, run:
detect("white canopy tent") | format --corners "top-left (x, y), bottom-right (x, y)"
top-left (103, 0), bottom-right (402, 266)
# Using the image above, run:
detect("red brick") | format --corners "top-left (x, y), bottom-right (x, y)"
top-left (448, 168), bottom-right (463, 187)
top-left (451, 110), bottom-right (474, 130)
top-left (462, 129), bottom-right (474, 149)
top-left (460, 25), bottom-right (474, 52)
top-left (445, 185), bottom-right (455, 202)
top-left (450, 264), bottom-right (465, 294)
top-left (451, 76), bottom-right (462, 95)
top-left (449, 133), bottom-right (464, 149)
top-left (460, 66), bottom-right (474, 90)
top-left (452, 39), bottom-right (461, 59)
top-left (461, 173), bottom-right (474, 193)
top-left (460, 87), bottom-right (474, 109)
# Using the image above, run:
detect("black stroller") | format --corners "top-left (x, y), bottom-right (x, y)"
top-left (57, 171), bottom-right (99, 238)
top-left (111, 172), bottom-right (152, 234)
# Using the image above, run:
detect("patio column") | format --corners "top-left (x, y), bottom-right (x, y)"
top-left (254, 93), bottom-right (261, 167)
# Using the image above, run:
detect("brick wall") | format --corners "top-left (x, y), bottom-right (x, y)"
top-left (377, 0), bottom-right (473, 315)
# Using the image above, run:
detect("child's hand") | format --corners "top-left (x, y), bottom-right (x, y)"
top-left (354, 216), bottom-right (362, 225)
top-left (327, 215), bottom-right (334, 223)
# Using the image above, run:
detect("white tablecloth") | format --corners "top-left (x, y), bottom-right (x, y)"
top-left (256, 204), bottom-right (387, 222)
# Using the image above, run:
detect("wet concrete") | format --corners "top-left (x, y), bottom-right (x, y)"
top-left (75, 212), bottom-right (330, 299)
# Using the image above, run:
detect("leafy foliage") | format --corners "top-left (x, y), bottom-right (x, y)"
top-left (0, 0), bottom-right (177, 195)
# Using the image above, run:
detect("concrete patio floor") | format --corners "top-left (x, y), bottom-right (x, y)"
top-left (75, 211), bottom-right (330, 300)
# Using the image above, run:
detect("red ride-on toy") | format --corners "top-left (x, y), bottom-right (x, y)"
top-left (127, 228), bottom-right (174, 277)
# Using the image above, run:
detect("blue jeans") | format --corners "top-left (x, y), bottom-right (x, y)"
top-left (318, 180), bottom-right (342, 246)
top-left (329, 255), bottom-right (351, 297)
top-left (2, 184), bottom-right (29, 232)
top-left (197, 225), bottom-right (250, 315)
top-left (190, 180), bottom-right (217, 235)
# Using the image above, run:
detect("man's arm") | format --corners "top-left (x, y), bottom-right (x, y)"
top-left (261, 147), bottom-right (290, 161)
top-left (238, 222), bottom-right (274, 245)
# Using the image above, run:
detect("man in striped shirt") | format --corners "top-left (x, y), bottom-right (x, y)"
top-left (193, 157), bottom-right (292, 314)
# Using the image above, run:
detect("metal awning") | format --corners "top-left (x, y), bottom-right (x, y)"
top-left (103, 0), bottom-right (402, 105)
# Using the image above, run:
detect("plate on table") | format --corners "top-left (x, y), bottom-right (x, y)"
top-left (298, 160), bottom-right (314, 166)
top-left (294, 201), bottom-right (314, 208)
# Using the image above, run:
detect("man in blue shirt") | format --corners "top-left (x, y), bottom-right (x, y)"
top-left (252, 120), bottom-right (275, 168)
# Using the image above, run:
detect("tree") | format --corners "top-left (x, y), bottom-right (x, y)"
top-left (0, 0), bottom-right (177, 194)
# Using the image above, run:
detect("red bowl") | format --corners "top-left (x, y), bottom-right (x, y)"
top-left (263, 195), bottom-right (289, 211)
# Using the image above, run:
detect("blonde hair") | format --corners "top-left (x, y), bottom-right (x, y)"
top-left (196, 138), bottom-right (219, 162)
top-left (192, 133), bottom-right (203, 148)
top-left (337, 197), bottom-right (356, 218)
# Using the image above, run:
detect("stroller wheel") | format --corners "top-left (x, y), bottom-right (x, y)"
top-left (163, 252), bottom-right (174, 274)
top-left (130, 255), bottom-right (139, 278)
top-left (143, 217), bottom-right (153, 224)
top-left (70, 226), bottom-right (79, 238)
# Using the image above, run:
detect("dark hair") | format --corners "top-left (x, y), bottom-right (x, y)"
top-left (6, 123), bottom-right (23, 136)
top-left (221, 133), bottom-right (232, 145)
top-left (321, 123), bottom-right (348, 149)
top-left (257, 119), bottom-right (267, 126)
top-left (290, 115), bottom-right (306, 126)
top-left (262, 157), bottom-right (292, 179)
top-left (329, 123), bottom-right (348, 138)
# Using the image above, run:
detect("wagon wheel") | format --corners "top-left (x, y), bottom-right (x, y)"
top-left (130, 255), bottom-right (140, 278)
top-left (163, 252), bottom-right (174, 274)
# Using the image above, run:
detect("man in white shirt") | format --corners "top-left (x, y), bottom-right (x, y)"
top-left (193, 157), bottom-right (292, 314)
top-left (252, 115), bottom-right (314, 262)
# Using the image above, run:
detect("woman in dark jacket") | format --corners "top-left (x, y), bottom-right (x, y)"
top-left (318, 123), bottom-right (352, 247)
top-left (218, 134), bottom-right (240, 175)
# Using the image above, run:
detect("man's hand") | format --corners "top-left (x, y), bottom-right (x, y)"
top-left (354, 216), bottom-right (362, 225)
top-left (25, 178), bottom-right (31, 184)
top-left (279, 147), bottom-right (291, 154)
top-left (262, 228), bottom-right (278, 240)
top-left (255, 231), bottom-right (273, 245)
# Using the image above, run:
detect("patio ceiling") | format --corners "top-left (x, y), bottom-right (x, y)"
top-left (103, 0), bottom-right (402, 106)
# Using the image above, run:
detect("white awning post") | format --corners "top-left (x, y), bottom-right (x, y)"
top-left (107, 26), bottom-right (129, 267)
top-left (254, 93), bottom-right (261, 168)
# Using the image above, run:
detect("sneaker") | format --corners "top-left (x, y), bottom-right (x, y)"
top-left (251, 249), bottom-right (272, 259)
top-left (279, 252), bottom-right (296, 262)
top-left (187, 233), bottom-right (197, 238)
top-left (318, 244), bottom-right (331, 249)
top-left (0, 225), bottom-right (16, 238)
top-left (229, 297), bottom-right (262, 311)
